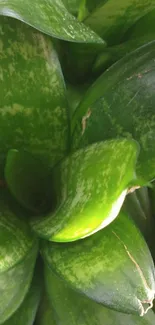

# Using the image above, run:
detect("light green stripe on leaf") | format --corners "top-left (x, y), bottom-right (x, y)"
top-left (0, 0), bottom-right (103, 43)
top-left (31, 139), bottom-right (139, 242)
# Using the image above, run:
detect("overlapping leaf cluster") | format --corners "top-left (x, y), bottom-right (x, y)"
top-left (0, 1), bottom-right (155, 324)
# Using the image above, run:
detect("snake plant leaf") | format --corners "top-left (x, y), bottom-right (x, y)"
top-left (67, 82), bottom-right (91, 117)
top-left (123, 189), bottom-right (150, 239)
top-left (0, 0), bottom-right (103, 43)
top-left (62, 0), bottom-right (81, 16)
top-left (58, 41), bottom-right (106, 83)
top-left (5, 149), bottom-right (52, 213)
top-left (93, 9), bottom-right (155, 75)
top-left (93, 34), bottom-right (155, 75)
top-left (31, 139), bottom-right (139, 242)
top-left (72, 41), bottom-right (155, 182)
top-left (84, 0), bottom-right (155, 45)
top-left (3, 264), bottom-right (42, 325)
top-left (45, 264), bottom-right (155, 325)
top-left (0, 16), bottom-right (69, 177)
top-left (42, 210), bottom-right (155, 316)
top-left (35, 293), bottom-right (57, 325)
top-left (124, 9), bottom-right (155, 41)
top-left (0, 191), bottom-right (38, 323)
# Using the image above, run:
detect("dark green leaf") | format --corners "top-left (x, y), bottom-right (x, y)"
top-left (72, 41), bottom-right (155, 182)
top-left (0, 16), bottom-right (69, 177)
top-left (42, 210), bottom-right (155, 315)
top-left (0, 191), bottom-right (38, 323)
top-left (35, 293), bottom-right (57, 325)
top-left (123, 187), bottom-right (153, 241)
top-left (31, 139), bottom-right (138, 242)
top-left (3, 264), bottom-right (42, 325)
top-left (67, 82), bottom-right (91, 116)
top-left (84, 0), bottom-right (155, 45)
top-left (62, 0), bottom-right (82, 16)
top-left (45, 264), bottom-right (155, 325)
top-left (58, 41), bottom-right (106, 83)
top-left (124, 9), bottom-right (155, 40)
top-left (0, 0), bottom-right (103, 43)
top-left (5, 149), bottom-right (52, 213)
top-left (93, 34), bottom-right (155, 75)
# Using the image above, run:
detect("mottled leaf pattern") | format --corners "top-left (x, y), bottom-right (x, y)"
top-left (84, 0), bottom-right (155, 45)
top-left (31, 139), bottom-right (138, 242)
top-left (45, 265), bottom-right (155, 325)
top-left (0, 0), bottom-right (103, 43)
top-left (72, 41), bottom-right (155, 182)
top-left (42, 210), bottom-right (155, 315)
top-left (0, 191), bottom-right (38, 323)
top-left (3, 261), bottom-right (41, 325)
top-left (0, 16), bottom-right (69, 176)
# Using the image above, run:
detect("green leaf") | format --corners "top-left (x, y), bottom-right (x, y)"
top-left (84, 0), bottom-right (155, 45)
top-left (92, 34), bottom-right (155, 75)
top-left (42, 210), bottom-right (155, 316)
top-left (62, 0), bottom-right (81, 16)
top-left (66, 82), bottom-right (91, 117)
top-left (93, 9), bottom-right (155, 75)
top-left (123, 187), bottom-right (153, 240)
top-left (31, 139), bottom-right (139, 242)
top-left (45, 265), bottom-right (155, 325)
top-left (124, 9), bottom-right (155, 40)
top-left (0, 16), bottom-right (70, 177)
top-left (35, 293), bottom-right (57, 325)
top-left (72, 41), bottom-right (155, 182)
top-left (0, 0), bottom-right (103, 43)
top-left (3, 264), bottom-right (42, 325)
top-left (5, 149), bottom-right (52, 213)
top-left (58, 41), bottom-right (106, 83)
top-left (0, 191), bottom-right (38, 323)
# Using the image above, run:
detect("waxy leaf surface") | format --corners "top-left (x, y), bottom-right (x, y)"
top-left (31, 139), bottom-right (138, 242)
top-left (0, 16), bottom-right (69, 176)
top-left (0, 0), bottom-right (103, 43)
top-left (42, 210), bottom-right (155, 315)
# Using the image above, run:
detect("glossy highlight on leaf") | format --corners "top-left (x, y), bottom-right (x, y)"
top-left (0, 0), bottom-right (103, 43)
top-left (42, 210), bottom-right (155, 315)
top-left (31, 139), bottom-right (139, 242)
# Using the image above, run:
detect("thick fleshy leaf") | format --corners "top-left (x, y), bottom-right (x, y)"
top-left (45, 265), bottom-right (155, 325)
top-left (35, 294), bottom-right (57, 325)
top-left (124, 9), bottom-right (155, 40)
top-left (84, 0), bottom-right (155, 45)
top-left (31, 139), bottom-right (139, 242)
top-left (3, 265), bottom-right (42, 325)
top-left (0, 16), bottom-right (69, 177)
top-left (67, 82), bottom-right (91, 116)
top-left (93, 10), bottom-right (155, 75)
top-left (62, 0), bottom-right (104, 18)
top-left (72, 41), bottom-right (155, 182)
top-left (93, 35), bottom-right (155, 75)
top-left (58, 41), bottom-right (106, 83)
top-left (5, 149), bottom-right (52, 213)
top-left (62, 0), bottom-right (81, 16)
top-left (42, 210), bottom-right (155, 315)
top-left (123, 188), bottom-right (153, 239)
top-left (123, 187), bottom-right (155, 260)
top-left (0, 191), bottom-right (38, 323)
top-left (0, 0), bottom-right (103, 43)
